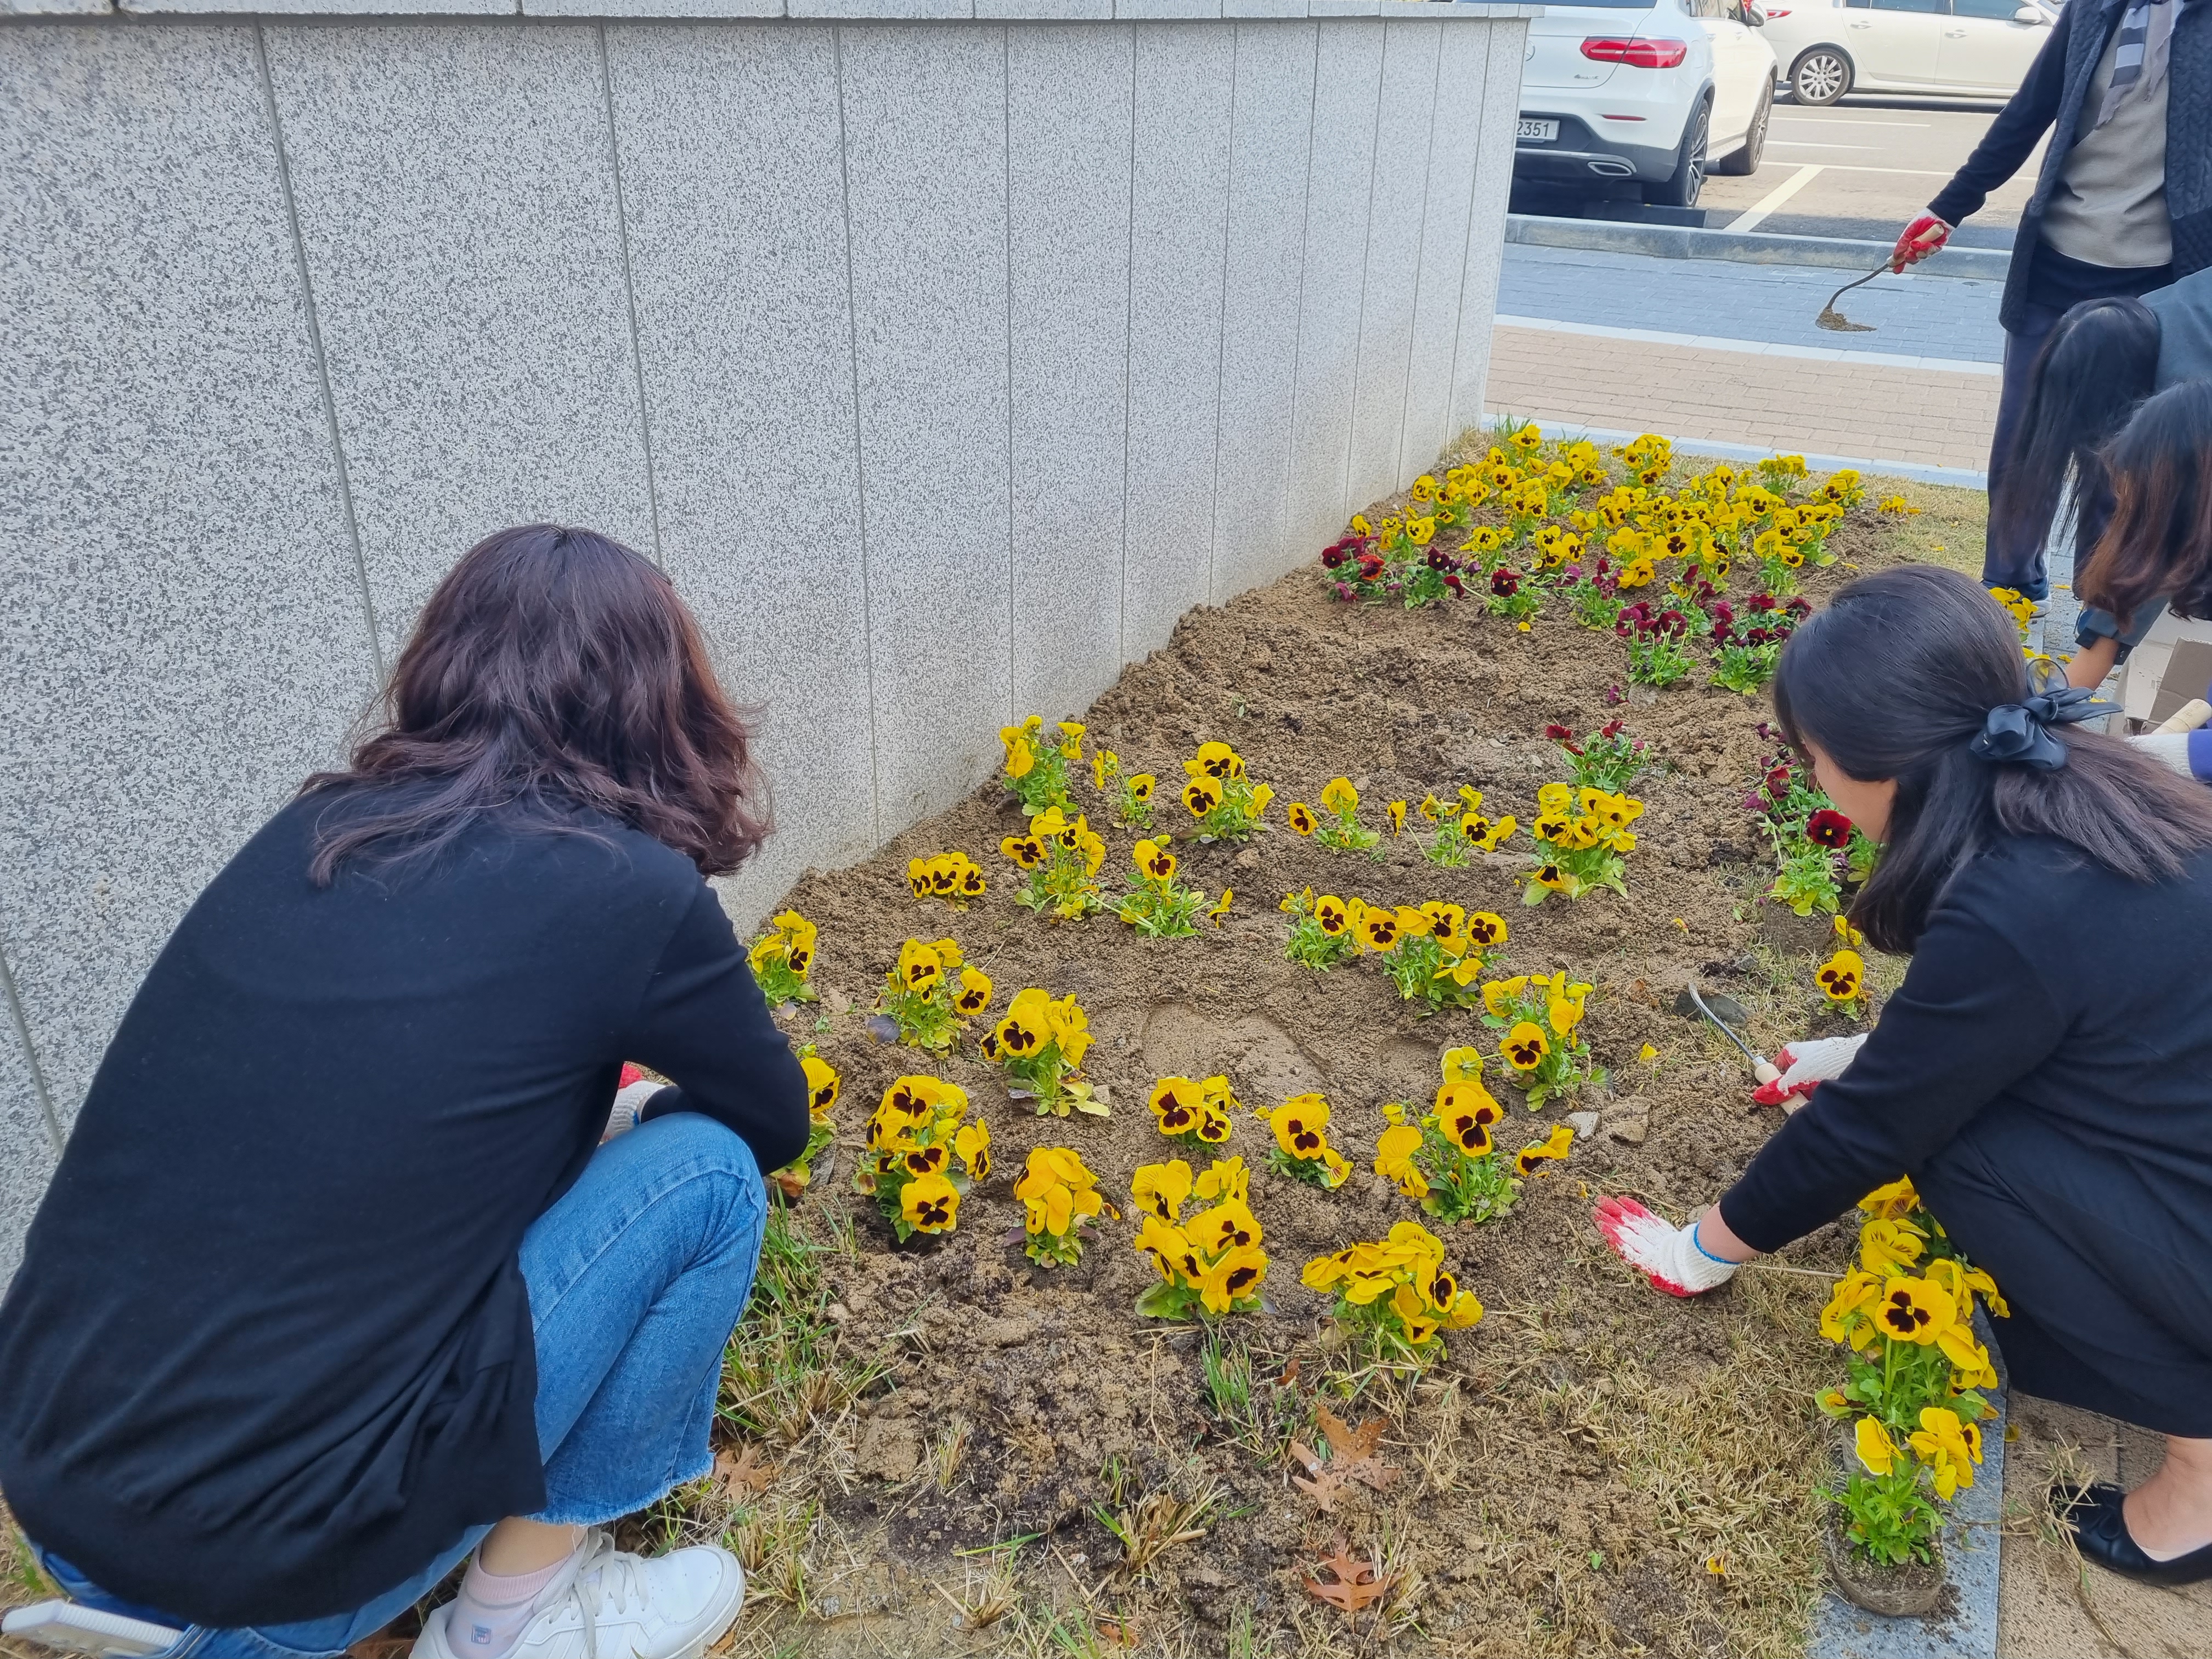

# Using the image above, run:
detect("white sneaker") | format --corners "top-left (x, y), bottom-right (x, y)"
top-left (411, 1531), bottom-right (744, 1659)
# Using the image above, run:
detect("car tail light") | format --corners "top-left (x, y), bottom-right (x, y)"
top-left (1581, 36), bottom-right (1691, 67)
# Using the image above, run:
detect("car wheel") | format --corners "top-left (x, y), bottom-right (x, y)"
top-left (1712, 84), bottom-right (1771, 176)
top-left (1790, 47), bottom-right (1852, 106)
top-left (1641, 99), bottom-right (1709, 208)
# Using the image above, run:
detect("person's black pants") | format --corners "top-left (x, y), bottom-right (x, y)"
top-left (1984, 260), bottom-right (2176, 598)
top-left (1984, 300), bottom-right (2072, 601)
top-left (1918, 1134), bottom-right (2212, 1441)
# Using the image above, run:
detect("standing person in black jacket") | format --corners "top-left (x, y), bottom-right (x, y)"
top-left (1595, 566), bottom-right (2212, 1585)
top-left (0, 526), bottom-right (812, 1657)
top-left (1888, 0), bottom-right (2211, 599)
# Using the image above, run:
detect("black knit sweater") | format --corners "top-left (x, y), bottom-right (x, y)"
top-left (0, 792), bottom-right (808, 1626)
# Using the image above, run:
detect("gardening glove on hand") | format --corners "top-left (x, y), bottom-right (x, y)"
top-left (602, 1067), bottom-right (664, 1143)
top-left (1751, 1031), bottom-right (1868, 1109)
top-left (1890, 213), bottom-right (1951, 273)
top-left (1594, 1197), bottom-right (1737, 1298)
top-left (2130, 730), bottom-right (2212, 782)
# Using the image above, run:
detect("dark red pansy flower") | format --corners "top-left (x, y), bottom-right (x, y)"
top-left (1748, 593), bottom-right (1776, 613)
top-left (1427, 549), bottom-right (1456, 571)
top-left (1765, 766), bottom-right (1792, 798)
top-left (1357, 553), bottom-right (1384, 580)
top-left (1656, 609), bottom-right (1688, 637)
top-left (1492, 568), bottom-right (1521, 596)
top-left (1321, 544), bottom-right (1347, 568)
top-left (1544, 724), bottom-right (1574, 741)
top-left (1787, 597), bottom-right (1814, 618)
top-left (1443, 573), bottom-right (1463, 594)
top-left (1605, 684), bottom-right (1625, 705)
top-left (1601, 719), bottom-right (1623, 739)
top-left (1807, 808), bottom-right (1853, 848)
top-left (1709, 600), bottom-right (1734, 625)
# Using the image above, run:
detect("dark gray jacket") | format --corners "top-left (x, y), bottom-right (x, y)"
top-left (1929, 0), bottom-right (2212, 330)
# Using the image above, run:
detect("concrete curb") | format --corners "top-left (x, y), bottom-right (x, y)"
top-left (1508, 213), bottom-right (2012, 281)
top-left (1504, 419), bottom-right (1989, 490)
top-left (1805, 1312), bottom-right (2008, 1659)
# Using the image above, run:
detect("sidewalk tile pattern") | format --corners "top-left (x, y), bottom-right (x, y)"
top-left (1485, 325), bottom-right (2000, 473)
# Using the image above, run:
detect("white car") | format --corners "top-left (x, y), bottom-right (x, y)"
top-left (1760, 0), bottom-right (2058, 105)
top-left (1514, 0), bottom-right (1781, 208)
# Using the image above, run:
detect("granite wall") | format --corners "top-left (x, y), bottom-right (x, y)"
top-left (0, 0), bottom-right (1533, 1276)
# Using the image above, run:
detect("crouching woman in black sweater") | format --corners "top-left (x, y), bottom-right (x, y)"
top-left (1596, 564), bottom-right (2212, 1586)
top-left (0, 526), bottom-right (810, 1657)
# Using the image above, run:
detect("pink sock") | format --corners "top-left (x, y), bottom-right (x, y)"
top-left (445, 1531), bottom-right (584, 1658)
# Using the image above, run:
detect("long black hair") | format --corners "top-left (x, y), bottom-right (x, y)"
top-left (1772, 565), bottom-right (2212, 953)
top-left (2078, 380), bottom-right (2212, 628)
top-left (1991, 296), bottom-right (2160, 567)
top-left (302, 525), bottom-right (770, 885)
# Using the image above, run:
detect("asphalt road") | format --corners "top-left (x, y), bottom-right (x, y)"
top-left (1697, 94), bottom-right (2044, 249)
top-left (1514, 96), bottom-right (2049, 254)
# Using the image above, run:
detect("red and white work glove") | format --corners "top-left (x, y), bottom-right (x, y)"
top-left (1890, 214), bottom-right (1951, 273)
top-left (1750, 1032), bottom-right (1867, 1109)
top-left (1594, 1197), bottom-right (1739, 1297)
top-left (602, 1063), bottom-right (663, 1143)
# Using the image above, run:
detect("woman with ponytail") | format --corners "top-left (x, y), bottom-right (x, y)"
top-left (1596, 565), bottom-right (2212, 1585)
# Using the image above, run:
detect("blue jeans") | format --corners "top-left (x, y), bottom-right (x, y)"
top-left (32, 1115), bottom-right (767, 1658)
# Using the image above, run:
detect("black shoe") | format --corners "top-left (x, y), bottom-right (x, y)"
top-left (2053, 1482), bottom-right (2212, 1585)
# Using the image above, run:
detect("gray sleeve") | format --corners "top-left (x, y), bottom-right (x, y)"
top-left (2076, 596), bottom-right (2169, 659)
top-left (2146, 269), bottom-right (2212, 390)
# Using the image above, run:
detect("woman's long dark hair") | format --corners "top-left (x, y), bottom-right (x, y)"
top-left (1773, 565), bottom-right (2212, 954)
top-left (2077, 380), bottom-right (2212, 628)
top-left (302, 524), bottom-right (769, 885)
top-left (1991, 296), bottom-right (2160, 567)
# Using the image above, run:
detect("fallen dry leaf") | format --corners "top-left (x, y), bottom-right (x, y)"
top-left (1304, 1544), bottom-right (1389, 1613)
top-left (715, 1442), bottom-right (776, 1499)
top-left (1290, 1411), bottom-right (1400, 1509)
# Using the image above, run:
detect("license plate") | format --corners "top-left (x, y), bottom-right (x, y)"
top-left (1517, 118), bottom-right (1560, 142)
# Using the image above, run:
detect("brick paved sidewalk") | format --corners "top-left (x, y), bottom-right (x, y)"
top-left (1484, 323), bottom-right (2000, 475)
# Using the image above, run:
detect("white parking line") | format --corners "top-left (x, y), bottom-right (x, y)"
top-left (1725, 163), bottom-right (1825, 233)
top-left (1767, 140), bottom-right (1882, 150)
top-left (1770, 117), bottom-right (1933, 127)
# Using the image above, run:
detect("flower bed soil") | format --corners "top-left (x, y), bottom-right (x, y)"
top-left (675, 473), bottom-right (1945, 1659)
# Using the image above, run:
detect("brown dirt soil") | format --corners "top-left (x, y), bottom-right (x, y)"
top-left (643, 457), bottom-right (1966, 1659)
top-left (0, 462), bottom-right (1973, 1659)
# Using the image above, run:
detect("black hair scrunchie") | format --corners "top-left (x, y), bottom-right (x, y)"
top-left (1968, 686), bottom-right (2113, 771)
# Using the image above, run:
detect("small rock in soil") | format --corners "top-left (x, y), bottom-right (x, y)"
top-left (1565, 1111), bottom-right (1601, 1139)
top-left (1234, 848), bottom-right (1260, 871)
top-left (1605, 1099), bottom-right (1651, 1144)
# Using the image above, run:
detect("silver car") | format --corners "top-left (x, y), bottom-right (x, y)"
top-left (1757, 0), bottom-right (2058, 105)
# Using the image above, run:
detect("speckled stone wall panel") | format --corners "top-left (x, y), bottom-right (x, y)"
top-left (1211, 18), bottom-right (1317, 600)
top-left (0, 997), bottom-right (59, 1283)
top-left (605, 24), bottom-right (877, 933)
top-left (262, 24), bottom-right (656, 663)
top-left (1007, 22), bottom-right (1133, 722)
top-left (0, 25), bottom-right (375, 1195)
top-left (1401, 16), bottom-right (1491, 469)
top-left (840, 24), bottom-right (1015, 828)
top-left (1123, 20), bottom-right (1234, 661)
top-left (1345, 16), bottom-right (1438, 504)
top-left (1449, 16), bottom-right (1525, 435)
top-left (1285, 18), bottom-right (1383, 535)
